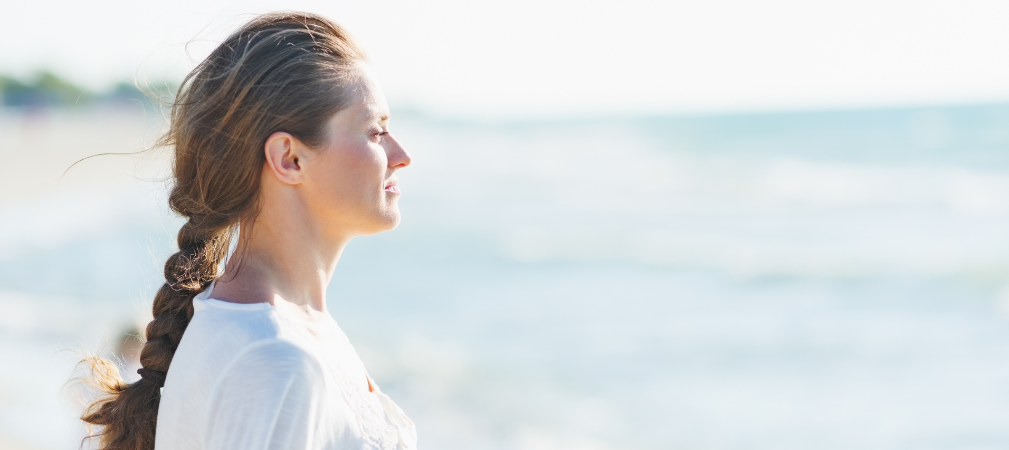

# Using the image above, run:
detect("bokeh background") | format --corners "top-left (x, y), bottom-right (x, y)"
top-left (5, 1), bottom-right (1009, 449)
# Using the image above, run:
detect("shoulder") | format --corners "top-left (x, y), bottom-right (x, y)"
top-left (166, 306), bottom-right (320, 414)
top-left (175, 298), bottom-right (302, 364)
top-left (202, 339), bottom-right (358, 450)
top-left (205, 339), bottom-right (328, 417)
top-left (218, 338), bottom-right (325, 384)
top-left (205, 339), bottom-right (329, 429)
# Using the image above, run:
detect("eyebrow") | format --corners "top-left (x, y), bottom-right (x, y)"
top-left (365, 109), bottom-right (390, 123)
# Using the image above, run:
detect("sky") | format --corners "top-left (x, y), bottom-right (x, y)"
top-left (4, 0), bottom-right (1009, 118)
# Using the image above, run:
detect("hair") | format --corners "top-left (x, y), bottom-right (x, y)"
top-left (77, 12), bottom-right (366, 450)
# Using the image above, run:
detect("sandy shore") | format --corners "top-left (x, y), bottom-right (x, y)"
top-left (0, 106), bottom-right (169, 206)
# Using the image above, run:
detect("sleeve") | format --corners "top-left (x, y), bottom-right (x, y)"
top-left (202, 339), bottom-right (333, 450)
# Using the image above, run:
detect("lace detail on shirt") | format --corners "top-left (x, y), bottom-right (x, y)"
top-left (328, 353), bottom-right (402, 450)
top-left (277, 313), bottom-right (411, 450)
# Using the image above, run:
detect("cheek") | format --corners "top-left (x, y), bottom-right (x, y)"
top-left (312, 142), bottom-right (385, 206)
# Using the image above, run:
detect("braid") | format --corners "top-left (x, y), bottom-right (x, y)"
top-left (142, 219), bottom-right (229, 372)
top-left (80, 218), bottom-right (229, 450)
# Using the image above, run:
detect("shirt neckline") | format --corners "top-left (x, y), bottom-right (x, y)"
top-left (193, 280), bottom-right (274, 312)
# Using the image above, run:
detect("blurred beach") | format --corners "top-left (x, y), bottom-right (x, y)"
top-left (4, 101), bottom-right (1009, 450)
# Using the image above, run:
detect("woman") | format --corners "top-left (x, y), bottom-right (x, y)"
top-left (79, 12), bottom-right (416, 450)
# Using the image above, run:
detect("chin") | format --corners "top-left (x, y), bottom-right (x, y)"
top-left (380, 213), bottom-right (401, 231)
top-left (359, 209), bottom-right (401, 235)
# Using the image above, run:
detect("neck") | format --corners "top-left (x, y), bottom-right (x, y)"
top-left (211, 201), bottom-right (350, 313)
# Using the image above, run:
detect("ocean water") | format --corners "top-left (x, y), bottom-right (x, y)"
top-left (3, 104), bottom-right (1009, 449)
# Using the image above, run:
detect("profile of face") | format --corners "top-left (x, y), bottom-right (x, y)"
top-left (262, 64), bottom-right (412, 239)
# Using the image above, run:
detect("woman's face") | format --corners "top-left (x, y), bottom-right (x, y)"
top-left (299, 65), bottom-right (412, 237)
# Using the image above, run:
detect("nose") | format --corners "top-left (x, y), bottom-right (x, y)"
top-left (386, 134), bottom-right (411, 169)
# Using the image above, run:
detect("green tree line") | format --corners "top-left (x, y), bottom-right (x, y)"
top-left (0, 71), bottom-right (173, 108)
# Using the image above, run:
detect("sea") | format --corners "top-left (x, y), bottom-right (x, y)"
top-left (3, 103), bottom-right (1009, 449)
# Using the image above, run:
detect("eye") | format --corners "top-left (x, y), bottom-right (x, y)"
top-left (371, 130), bottom-right (389, 142)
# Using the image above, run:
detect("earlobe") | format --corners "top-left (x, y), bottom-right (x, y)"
top-left (264, 131), bottom-right (304, 185)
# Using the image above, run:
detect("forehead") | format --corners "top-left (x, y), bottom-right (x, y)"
top-left (350, 64), bottom-right (389, 122)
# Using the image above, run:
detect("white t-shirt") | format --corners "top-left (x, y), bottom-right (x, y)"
top-left (155, 283), bottom-right (417, 450)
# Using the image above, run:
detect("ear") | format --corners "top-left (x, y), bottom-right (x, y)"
top-left (263, 131), bottom-right (304, 185)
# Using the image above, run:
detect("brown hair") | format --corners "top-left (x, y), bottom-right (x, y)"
top-left (77, 12), bottom-right (366, 450)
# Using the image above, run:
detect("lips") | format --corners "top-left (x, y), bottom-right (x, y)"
top-left (384, 178), bottom-right (399, 193)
